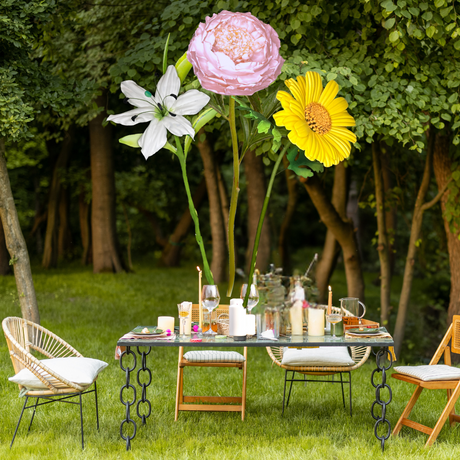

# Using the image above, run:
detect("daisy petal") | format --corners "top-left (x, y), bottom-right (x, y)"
top-left (156, 65), bottom-right (181, 101)
top-left (330, 127), bottom-right (357, 143)
top-left (121, 81), bottom-right (154, 108)
top-left (107, 107), bottom-right (154, 126)
top-left (163, 115), bottom-right (195, 138)
top-left (319, 80), bottom-right (340, 108)
top-left (306, 71), bottom-right (323, 105)
top-left (331, 113), bottom-right (356, 127)
top-left (170, 90), bottom-right (210, 116)
top-left (327, 97), bottom-right (349, 116)
top-left (138, 119), bottom-right (167, 159)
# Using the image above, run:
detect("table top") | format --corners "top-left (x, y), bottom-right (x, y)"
top-left (117, 330), bottom-right (394, 348)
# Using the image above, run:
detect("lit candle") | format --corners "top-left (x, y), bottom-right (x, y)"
top-left (328, 285), bottom-right (332, 315)
top-left (197, 266), bottom-right (202, 329)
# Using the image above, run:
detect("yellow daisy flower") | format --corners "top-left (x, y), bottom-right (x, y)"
top-left (273, 71), bottom-right (356, 167)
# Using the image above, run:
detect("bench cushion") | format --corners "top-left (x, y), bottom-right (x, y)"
top-left (281, 346), bottom-right (355, 367)
top-left (183, 350), bottom-right (245, 363)
top-left (394, 365), bottom-right (460, 382)
top-left (9, 357), bottom-right (108, 389)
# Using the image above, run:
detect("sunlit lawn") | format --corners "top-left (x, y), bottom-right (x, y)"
top-left (0, 260), bottom-right (459, 459)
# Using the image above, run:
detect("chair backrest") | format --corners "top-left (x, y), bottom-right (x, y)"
top-left (451, 315), bottom-right (460, 355)
top-left (191, 304), bottom-right (229, 323)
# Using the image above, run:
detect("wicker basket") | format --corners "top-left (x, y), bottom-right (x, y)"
top-left (217, 313), bottom-right (229, 335)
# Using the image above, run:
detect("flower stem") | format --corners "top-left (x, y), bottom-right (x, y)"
top-left (175, 137), bottom-right (214, 285)
top-left (243, 143), bottom-right (289, 307)
top-left (227, 96), bottom-right (239, 297)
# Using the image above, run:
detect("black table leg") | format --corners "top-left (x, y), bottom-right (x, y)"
top-left (371, 347), bottom-right (393, 451)
top-left (136, 347), bottom-right (152, 425)
top-left (120, 346), bottom-right (137, 450)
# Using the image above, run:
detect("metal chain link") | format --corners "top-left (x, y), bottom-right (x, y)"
top-left (120, 347), bottom-right (137, 450)
top-left (371, 347), bottom-right (393, 451)
top-left (136, 347), bottom-right (152, 424)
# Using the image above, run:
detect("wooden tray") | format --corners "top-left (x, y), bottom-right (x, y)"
top-left (343, 317), bottom-right (379, 330)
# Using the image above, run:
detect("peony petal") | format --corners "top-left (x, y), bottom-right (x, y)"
top-left (138, 119), bottom-right (167, 159)
top-left (319, 80), bottom-right (340, 108)
top-left (163, 114), bottom-right (195, 138)
top-left (121, 81), bottom-right (154, 108)
top-left (107, 107), bottom-right (154, 126)
top-left (155, 65), bottom-right (181, 102)
top-left (327, 97), bottom-right (349, 116)
top-left (170, 90), bottom-right (210, 116)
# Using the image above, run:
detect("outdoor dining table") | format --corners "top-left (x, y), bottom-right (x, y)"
top-left (117, 331), bottom-right (395, 451)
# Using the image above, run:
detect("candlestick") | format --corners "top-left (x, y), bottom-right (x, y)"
top-left (197, 266), bottom-right (202, 329)
top-left (328, 285), bottom-right (332, 315)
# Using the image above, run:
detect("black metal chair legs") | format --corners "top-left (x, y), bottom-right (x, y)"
top-left (10, 382), bottom-right (99, 449)
top-left (282, 370), bottom-right (353, 416)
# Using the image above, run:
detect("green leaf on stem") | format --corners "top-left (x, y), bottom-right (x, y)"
top-left (286, 146), bottom-right (324, 178)
top-left (184, 108), bottom-right (218, 155)
top-left (163, 33), bottom-right (170, 74)
top-left (119, 134), bottom-right (142, 148)
top-left (175, 52), bottom-right (193, 83)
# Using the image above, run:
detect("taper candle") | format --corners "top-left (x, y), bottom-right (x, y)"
top-left (197, 266), bottom-right (202, 329)
top-left (328, 285), bottom-right (332, 315)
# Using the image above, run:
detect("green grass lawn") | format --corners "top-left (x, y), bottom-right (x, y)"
top-left (0, 262), bottom-right (459, 459)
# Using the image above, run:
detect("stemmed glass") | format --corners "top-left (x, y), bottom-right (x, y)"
top-left (178, 303), bottom-right (191, 339)
top-left (240, 284), bottom-right (259, 313)
top-left (201, 285), bottom-right (220, 336)
top-left (326, 312), bottom-right (342, 341)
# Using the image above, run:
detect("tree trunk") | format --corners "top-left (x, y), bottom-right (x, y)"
top-left (0, 217), bottom-right (11, 275)
top-left (433, 132), bottom-right (460, 324)
top-left (42, 128), bottom-right (73, 268)
top-left (244, 149), bottom-right (271, 274)
top-left (276, 154), bottom-right (298, 273)
top-left (301, 174), bottom-right (365, 300)
top-left (381, 146), bottom-right (397, 275)
top-left (131, 204), bottom-right (167, 248)
top-left (33, 176), bottom-right (43, 255)
top-left (89, 94), bottom-right (124, 273)
top-left (79, 190), bottom-right (91, 265)
top-left (316, 163), bottom-right (348, 303)
top-left (57, 187), bottom-right (72, 261)
top-left (0, 139), bottom-right (39, 322)
top-left (373, 142), bottom-right (392, 325)
top-left (197, 130), bottom-right (226, 283)
top-left (161, 177), bottom-right (207, 267)
top-left (393, 133), bottom-right (446, 357)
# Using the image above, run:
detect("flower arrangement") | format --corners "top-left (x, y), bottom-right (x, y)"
top-left (108, 10), bottom-right (357, 301)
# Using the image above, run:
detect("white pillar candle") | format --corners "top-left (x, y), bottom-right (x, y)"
top-left (308, 308), bottom-right (324, 337)
top-left (290, 301), bottom-right (304, 335)
top-left (246, 314), bottom-right (256, 336)
top-left (158, 316), bottom-right (175, 332)
top-left (229, 299), bottom-right (246, 336)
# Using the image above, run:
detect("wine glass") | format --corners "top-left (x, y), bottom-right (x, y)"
top-left (177, 303), bottom-right (191, 339)
top-left (326, 313), bottom-right (342, 341)
top-left (201, 285), bottom-right (220, 336)
top-left (240, 284), bottom-right (259, 313)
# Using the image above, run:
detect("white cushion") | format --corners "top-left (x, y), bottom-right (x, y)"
top-left (9, 357), bottom-right (108, 389)
top-left (394, 365), bottom-right (460, 382)
top-left (281, 347), bottom-right (355, 367)
top-left (183, 350), bottom-right (245, 363)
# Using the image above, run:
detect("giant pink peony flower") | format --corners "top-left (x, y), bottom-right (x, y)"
top-left (187, 11), bottom-right (284, 96)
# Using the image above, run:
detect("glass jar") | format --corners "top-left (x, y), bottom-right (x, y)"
top-left (254, 275), bottom-right (285, 339)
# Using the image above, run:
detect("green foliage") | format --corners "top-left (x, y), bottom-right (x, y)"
top-left (286, 146), bottom-right (324, 179)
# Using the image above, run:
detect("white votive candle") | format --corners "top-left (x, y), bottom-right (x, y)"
top-left (158, 316), bottom-right (175, 332)
top-left (308, 308), bottom-right (325, 337)
top-left (246, 314), bottom-right (256, 336)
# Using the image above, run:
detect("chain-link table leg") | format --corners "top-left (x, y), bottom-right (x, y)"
top-left (371, 347), bottom-right (393, 452)
top-left (136, 347), bottom-right (152, 424)
top-left (120, 346), bottom-right (137, 451)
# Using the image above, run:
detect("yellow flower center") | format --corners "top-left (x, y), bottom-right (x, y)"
top-left (212, 25), bottom-right (257, 63)
top-left (305, 102), bottom-right (332, 135)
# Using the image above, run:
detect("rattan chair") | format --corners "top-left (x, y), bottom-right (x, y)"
top-left (175, 304), bottom-right (247, 421)
top-left (266, 306), bottom-right (371, 416)
top-left (2, 317), bottom-right (102, 449)
top-left (392, 315), bottom-right (460, 447)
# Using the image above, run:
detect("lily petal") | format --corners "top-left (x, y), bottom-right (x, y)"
top-left (107, 107), bottom-right (154, 126)
top-left (155, 65), bottom-right (181, 102)
top-left (138, 119), bottom-right (167, 159)
top-left (163, 115), bottom-right (195, 138)
top-left (121, 81), bottom-right (155, 108)
top-left (170, 90), bottom-right (210, 116)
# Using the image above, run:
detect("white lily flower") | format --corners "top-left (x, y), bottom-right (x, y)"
top-left (108, 65), bottom-right (210, 159)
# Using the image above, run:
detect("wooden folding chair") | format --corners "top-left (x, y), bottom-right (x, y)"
top-left (175, 304), bottom-right (247, 421)
top-left (392, 315), bottom-right (460, 447)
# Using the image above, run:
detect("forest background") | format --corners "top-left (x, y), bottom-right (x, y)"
top-left (1, 0), bottom-right (460, 361)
